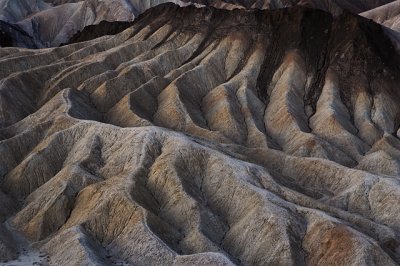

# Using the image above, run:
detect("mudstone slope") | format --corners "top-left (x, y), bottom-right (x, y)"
top-left (0, 0), bottom-right (398, 49)
top-left (180, 0), bottom-right (395, 14)
top-left (1, 3), bottom-right (400, 266)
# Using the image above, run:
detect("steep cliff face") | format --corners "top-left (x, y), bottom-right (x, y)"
top-left (1, 3), bottom-right (400, 265)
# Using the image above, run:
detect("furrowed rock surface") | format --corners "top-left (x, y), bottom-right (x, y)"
top-left (0, 0), bottom-right (202, 48)
top-left (0, 0), bottom-right (398, 48)
top-left (1, 3), bottom-right (400, 265)
top-left (181, 0), bottom-right (395, 14)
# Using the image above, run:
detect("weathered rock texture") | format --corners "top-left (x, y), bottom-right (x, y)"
top-left (0, 20), bottom-right (37, 48)
top-left (0, 0), bottom-right (398, 48)
top-left (362, 0), bottom-right (400, 31)
top-left (1, 3), bottom-right (400, 265)
top-left (182, 0), bottom-right (395, 14)
top-left (0, 0), bottom-right (200, 48)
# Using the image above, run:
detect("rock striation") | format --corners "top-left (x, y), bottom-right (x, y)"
top-left (181, 0), bottom-right (396, 14)
top-left (1, 3), bottom-right (400, 265)
top-left (0, 0), bottom-right (398, 48)
top-left (361, 0), bottom-right (400, 51)
top-left (362, 0), bottom-right (400, 32)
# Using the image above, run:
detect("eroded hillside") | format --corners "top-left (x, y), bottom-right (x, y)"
top-left (0, 3), bottom-right (400, 266)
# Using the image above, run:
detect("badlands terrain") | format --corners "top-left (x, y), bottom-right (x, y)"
top-left (1, 1), bottom-right (400, 266)
top-left (1, 0), bottom-right (400, 48)
top-left (0, 0), bottom-right (200, 47)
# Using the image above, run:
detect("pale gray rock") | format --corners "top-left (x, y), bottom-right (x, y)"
top-left (0, 0), bottom-right (51, 23)
top-left (361, 0), bottom-right (400, 32)
top-left (0, 224), bottom-right (18, 262)
top-left (0, 0), bottom-right (398, 48)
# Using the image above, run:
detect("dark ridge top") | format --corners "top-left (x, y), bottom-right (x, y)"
top-left (144, 5), bottom-right (399, 78)
top-left (0, 29), bottom-right (12, 47)
top-left (63, 21), bottom-right (134, 45)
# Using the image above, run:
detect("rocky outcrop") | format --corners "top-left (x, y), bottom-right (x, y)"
top-left (1, 3), bottom-right (400, 265)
